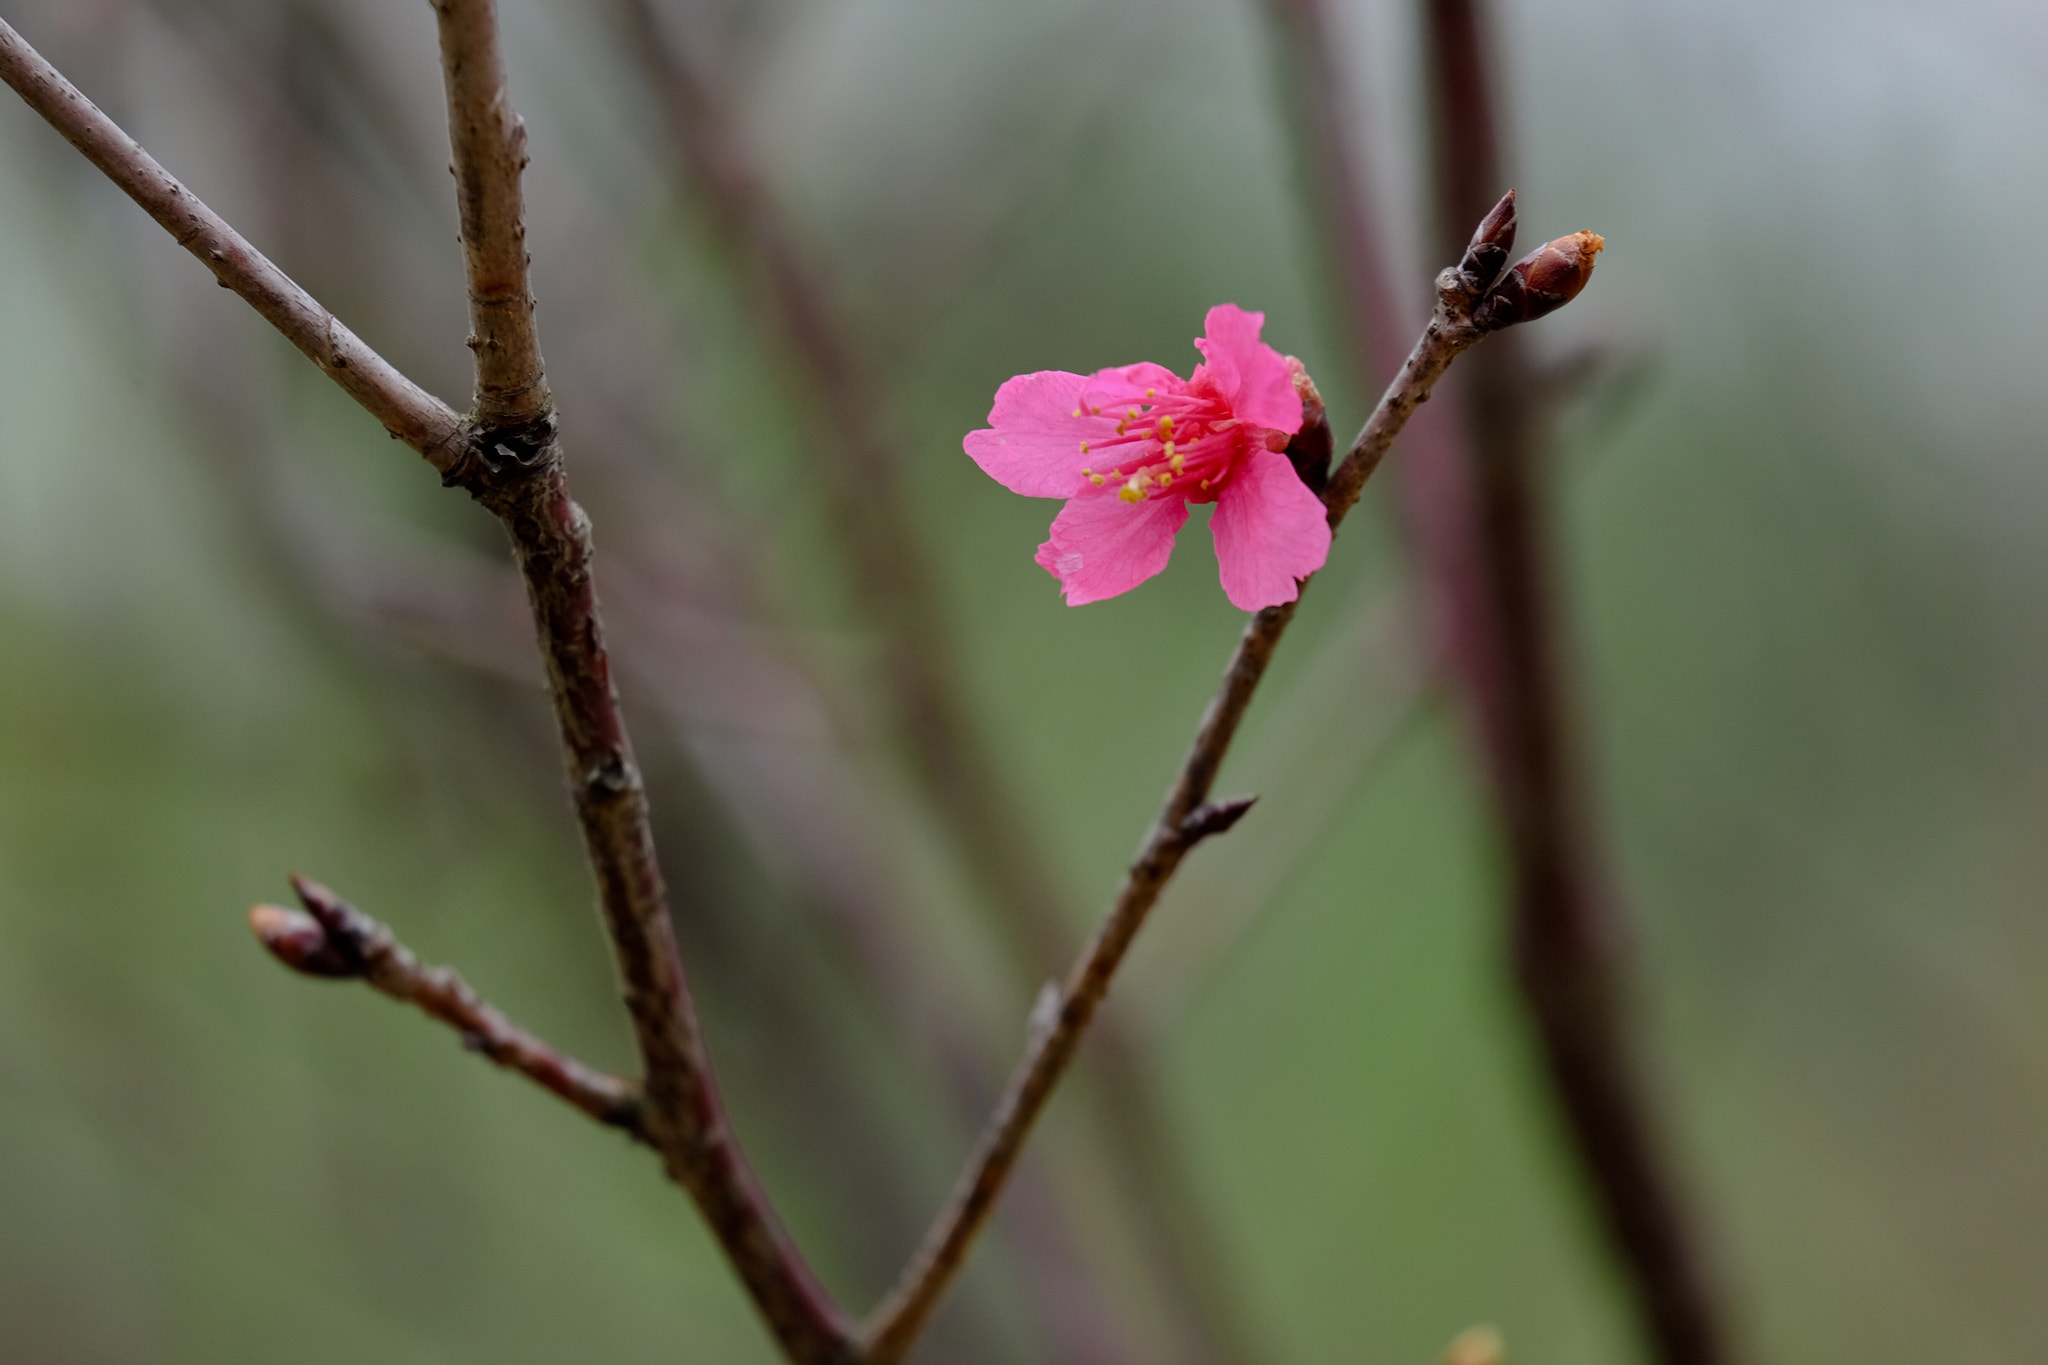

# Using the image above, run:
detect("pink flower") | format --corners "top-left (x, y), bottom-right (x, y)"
top-left (965, 304), bottom-right (1332, 611)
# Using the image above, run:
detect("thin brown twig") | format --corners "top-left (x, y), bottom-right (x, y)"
top-left (1419, 8), bottom-right (1732, 1365)
top-left (251, 878), bottom-right (645, 1131)
top-left (611, 8), bottom-right (1262, 1360)
top-left (861, 244), bottom-right (1541, 1359)
top-left (0, 15), bottom-right (465, 472)
top-left (431, 0), bottom-right (548, 426)
top-left (0, 12), bottom-right (855, 1361)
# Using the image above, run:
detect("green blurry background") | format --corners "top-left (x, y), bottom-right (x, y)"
top-left (2, 0), bottom-right (2045, 1361)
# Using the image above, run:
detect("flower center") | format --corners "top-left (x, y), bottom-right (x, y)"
top-left (1071, 386), bottom-right (1243, 505)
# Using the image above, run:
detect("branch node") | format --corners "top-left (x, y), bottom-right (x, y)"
top-left (1178, 796), bottom-right (1259, 845)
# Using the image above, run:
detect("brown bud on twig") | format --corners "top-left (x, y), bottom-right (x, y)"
top-left (1456, 189), bottom-right (1519, 295)
top-left (1283, 357), bottom-right (1332, 494)
top-left (1472, 230), bottom-right (1605, 332)
top-left (1178, 795), bottom-right (1258, 844)
top-left (248, 904), bottom-right (361, 979)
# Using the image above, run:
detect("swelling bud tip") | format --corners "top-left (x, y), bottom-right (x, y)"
top-left (1473, 231), bottom-right (1604, 331)
top-left (249, 903), bottom-right (360, 979)
top-left (1441, 1325), bottom-right (1506, 1365)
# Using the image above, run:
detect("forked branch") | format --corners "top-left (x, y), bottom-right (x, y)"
top-left (251, 877), bottom-right (644, 1132)
top-left (0, 11), bottom-right (853, 1362)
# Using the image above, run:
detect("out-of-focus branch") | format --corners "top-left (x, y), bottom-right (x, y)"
top-left (1256, 2), bottom-right (1731, 1358)
top-left (0, 16), bottom-right (465, 472)
top-left (1419, 7), bottom-right (1732, 1365)
top-left (251, 878), bottom-right (644, 1132)
top-left (608, 0), bottom-right (1074, 1030)
top-left (610, 8), bottom-right (1263, 1361)
top-left (863, 220), bottom-right (1590, 1358)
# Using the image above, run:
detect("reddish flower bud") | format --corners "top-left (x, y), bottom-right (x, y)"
top-left (1473, 230), bottom-right (1604, 331)
top-left (1456, 189), bottom-right (1519, 294)
top-left (249, 903), bottom-right (361, 979)
top-left (1283, 356), bottom-right (1332, 494)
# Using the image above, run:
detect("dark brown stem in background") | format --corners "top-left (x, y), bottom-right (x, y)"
top-left (612, 7), bottom-right (1260, 1361)
top-left (863, 285), bottom-right (1501, 1361)
top-left (1420, 5), bottom-right (1732, 1364)
top-left (0, 12), bottom-right (853, 1362)
top-left (252, 879), bottom-right (645, 1131)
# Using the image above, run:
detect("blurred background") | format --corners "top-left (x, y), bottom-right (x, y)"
top-left (2, 0), bottom-right (2045, 1361)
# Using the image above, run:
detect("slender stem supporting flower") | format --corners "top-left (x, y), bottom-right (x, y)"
top-left (862, 253), bottom-right (1532, 1360)
top-left (1420, 8), bottom-right (1731, 1365)
top-left (0, 13), bottom-right (854, 1362)
top-left (252, 879), bottom-right (645, 1131)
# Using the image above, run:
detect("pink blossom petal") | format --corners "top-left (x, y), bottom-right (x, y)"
top-left (1194, 304), bottom-right (1302, 436)
top-left (1210, 448), bottom-right (1331, 611)
top-left (1087, 361), bottom-right (1183, 404)
top-left (1035, 488), bottom-right (1190, 606)
top-left (965, 369), bottom-right (1102, 497)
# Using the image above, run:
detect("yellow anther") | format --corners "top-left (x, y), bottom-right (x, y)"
top-left (1171, 452), bottom-right (1185, 473)
top-left (1127, 407), bottom-right (1139, 419)
top-left (1080, 443), bottom-right (1090, 454)
top-left (1158, 471), bottom-right (1173, 488)
top-left (1200, 477), bottom-right (1213, 489)
top-left (1163, 439), bottom-right (1177, 459)
top-left (1146, 387), bottom-right (1156, 398)
top-left (1071, 408), bottom-right (1082, 418)
top-left (1118, 482), bottom-right (1145, 504)
top-left (1080, 466), bottom-right (1093, 477)
top-left (1157, 415), bottom-right (1174, 436)
top-left (1090, 472), bottom-right (1106, 485)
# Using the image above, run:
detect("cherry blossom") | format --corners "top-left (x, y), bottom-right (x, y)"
top-left (965, 304), bottom-right (1330, 610)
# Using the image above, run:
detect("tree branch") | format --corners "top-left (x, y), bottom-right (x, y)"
top-left (0, 16), bottom-right (466, 473)
top-left (0, 11), bottom-right (854, 1360)
top-left (431, 0), bottom-right (548, 426)
top-left (424, 5), bottom-right (851, 1358)
top-left (861, 242), bottom-right (1550, 1358)
top-left (250, 877), bottom-right (644, 1131)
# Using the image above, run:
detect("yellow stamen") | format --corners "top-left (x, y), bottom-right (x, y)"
top-left (1118, 482), bottom-right (1144, 504)
top-left (1146, 387), bottom-right (1156, 398)
top-left (1157, 415), bottom-right (1174, 436)
top-left (1080, 443), bottom-right (1090, 454)
top-left (1071, 408), bottom-right (1082, 418)
top-left (1090, 472), bottom-right (1106, 485)
top-left (1158, 471), bottom-right (1173, 488)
